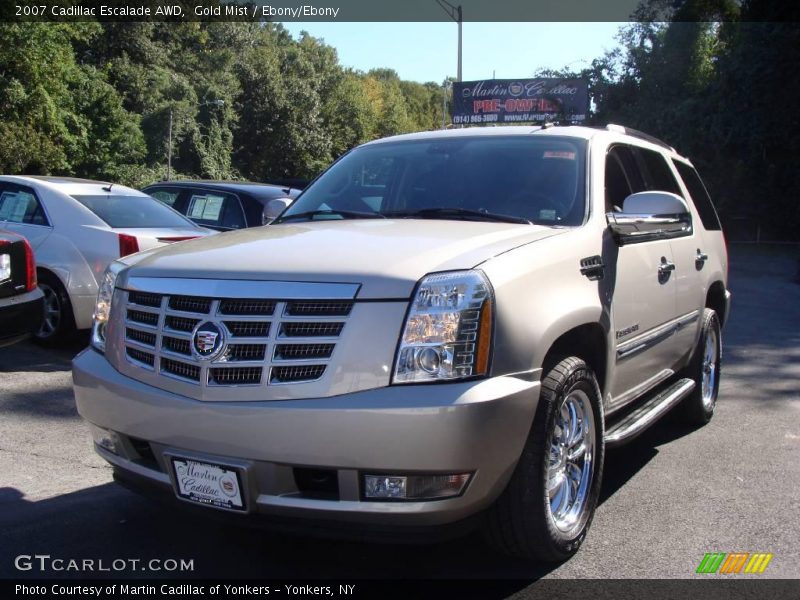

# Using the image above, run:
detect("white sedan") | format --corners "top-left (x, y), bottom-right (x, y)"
top-left (0, 176), bottom-right (213, 344)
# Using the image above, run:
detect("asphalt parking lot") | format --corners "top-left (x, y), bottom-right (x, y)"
top-left (1, 245), bottom-right (798, 587)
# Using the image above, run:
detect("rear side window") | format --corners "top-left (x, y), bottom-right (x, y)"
top-left (72, 194), bottom-right (194, 228)
top-left (146, 187), bottom-right (181, 207)
top-left (186, 192), bottom-right (246, 229)
top-left (0, 185), bottom-right (49, 226)
top-left (673, 161), bottom-right (722, 231)
top-left (636, 148), bottom-right (682, 195)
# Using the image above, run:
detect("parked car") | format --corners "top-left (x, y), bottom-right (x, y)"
top-left (0, 230), bottom-right (43, 348)
top-left (142, 181), bottom-right (301, 231)
top-left (74, 125), bottom-right (729, 562)
top-left (0, 176), bottom-right (213, 345)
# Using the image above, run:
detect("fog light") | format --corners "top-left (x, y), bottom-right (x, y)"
top-left (89, 424), bottom-right (120, 455)
top-left (363, 473), bottom-right (471, 500)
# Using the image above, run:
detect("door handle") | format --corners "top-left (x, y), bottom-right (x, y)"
top-left (695, 249), bottom-right (709, 270)
top-left (658, 258), bottom-right (676, 273)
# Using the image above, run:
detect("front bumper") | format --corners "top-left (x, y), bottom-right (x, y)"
top-left (73, 349), bottom-right (540, 530)
top-left (0, 288), bottom-right (43, 347)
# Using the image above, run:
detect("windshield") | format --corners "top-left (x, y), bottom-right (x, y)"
top-left (278, 136), bottom-right (587, 226)
top-left (72, 194), bottom-right (197, 229)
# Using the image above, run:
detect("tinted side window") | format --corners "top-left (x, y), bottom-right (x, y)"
top-left (636, 148), bottom-right (682, 195)
top-left (605, 145), bottom-right (646, 212)
top-left (673, 160), bottom-right (722, 231)
top-left (146, 187), bottom-right (181, 207)
top-left (0, 184), bottom-right (49, 226)
top-left (186, 192), bottom-right (246, 229)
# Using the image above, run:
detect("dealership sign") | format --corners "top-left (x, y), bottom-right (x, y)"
top-left (452, 78), bottom-right (589, 125)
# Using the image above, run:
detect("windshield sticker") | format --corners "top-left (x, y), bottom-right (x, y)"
top-left (188, 194), bottom-right (224, 221)
top-left (543, 151), bottom-right (576, 160)
top-left (0, 192), bottom-right (34, 222)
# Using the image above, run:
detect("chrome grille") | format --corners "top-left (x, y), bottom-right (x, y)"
top-left (224, 321), bottom-right (270, 337)
top-left (285, 300), bottom-right (353, 316)
top-left (280, 322), bottom-right (344, 338)
top-left (169, 295), bottom-right (212, 313)
top-left (161, 357), bottom-right (201, 381)
top-left (209, 367), bottom-right (263, 385)
top-left (127, 347), bottom-right (155, 367)
top-left (271, 365), bottom-right (326, 384)
top-left (219, 299), bottom-right (275, 315)
top-left (162, 336), bottom-right (191, 356)
top-left (122, 289), bottom-right (345, 389)
top-left (165, 315), bottom-right (199, 332)
top-left (274, 343), bottom-right (335, 361)
top-left (126, 328), bottom-right (156, 347)
top-left (127, 309), bottom-right (159, 327)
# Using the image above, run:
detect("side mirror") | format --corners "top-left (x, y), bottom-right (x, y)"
top-left (263, 198), bottom-right (293, 225)
top-left (606, 191), bottom-right (691, 245)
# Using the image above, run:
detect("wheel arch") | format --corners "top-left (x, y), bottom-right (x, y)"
top-left (541, 322), bottom-right (609, 397)
top-left (706, 280), bottom-right (728, 327)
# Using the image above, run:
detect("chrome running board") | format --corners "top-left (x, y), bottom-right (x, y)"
top-left (605, 378), bottom-right (695, 448)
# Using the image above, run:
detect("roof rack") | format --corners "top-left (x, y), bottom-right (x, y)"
top-left (603, 124), bottom-right (675, 152)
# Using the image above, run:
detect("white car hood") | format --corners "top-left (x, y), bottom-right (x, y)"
top-left (121, 219), bottom-right (565, 299)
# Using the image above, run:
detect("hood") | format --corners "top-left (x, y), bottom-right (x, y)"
top-left (121, 219), bottom-right (564, 299)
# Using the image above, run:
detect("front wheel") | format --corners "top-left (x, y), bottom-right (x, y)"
top-left (483, 357), bottom-right (605, 562)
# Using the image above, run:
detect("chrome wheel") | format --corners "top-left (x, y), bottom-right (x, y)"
top-left (701, 327), bottom-right (719, 409)
top-left (37, 283), bottom-right (61, 339)
top-left (547, 389), bottom-right (595, 533)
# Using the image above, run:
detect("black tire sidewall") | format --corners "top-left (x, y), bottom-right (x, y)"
top-left (534, 359), bottom-right (605, 559)
top-left (686, 309), bottom-right (721, 422)
top-left (34, 273), bottom-right (75, 345)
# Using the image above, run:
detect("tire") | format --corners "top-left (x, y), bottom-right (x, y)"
top-left (680, 308), bottom-right (721, 425)
top-left (483, 357), bottom-right (605, 562)
top-left (33, 271), bottom-right (76, 346)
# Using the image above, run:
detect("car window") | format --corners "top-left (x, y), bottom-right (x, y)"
top-left (280, 136), bottom-right (587, 226)
top-left (605, 145), bottom-right (645, 212)
top-left (673, 160), bottom-right (722, 231)
top-left (146, 187), bottom-right (181, 208)
top-left (185, 192), bottom-right (246, 229)
top-left (635, 148), bottom-right (682, 195)
top-left (71, 194), bottom-right (195, 228)
top-left (0, 185), bottom-right (49, 226)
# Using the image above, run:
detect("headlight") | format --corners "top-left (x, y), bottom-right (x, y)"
top-left (393, 270), bottom-right (493, 384)
top-left (91, 261), bottom-right (125, 352)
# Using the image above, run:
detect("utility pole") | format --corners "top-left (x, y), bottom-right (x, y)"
top-left (436, 1), bottom-right (462, 82)
top-left (167, 108), bottom-right (173, 181)
top-left (441, 80), bottom-right (453, 129)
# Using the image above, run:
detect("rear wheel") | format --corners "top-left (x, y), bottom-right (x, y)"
top-left (34, 272), bottom-right (76, 346)
top-left (680, 308), bottom-right (721, 425)
top-left (483, 357), bottom-right (604, 562)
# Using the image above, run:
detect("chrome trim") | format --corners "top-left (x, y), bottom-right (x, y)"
top-left (610, 368), bottom-right (674, 410)
top-left (119, 285), bottom-right (348, 396)
top-left (122, 277), bottom-right (360, 300)
top-left (617, 310), bottom-right (699, 360)
top-left (606, 212), bottom-right (692, 245)
top-left (605, 378), bottom-right (695, 447)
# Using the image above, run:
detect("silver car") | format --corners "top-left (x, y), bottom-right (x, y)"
top-left (0, 176), bottom-right (213, 344)
top-left (73, 126), bottom-right (729, 561)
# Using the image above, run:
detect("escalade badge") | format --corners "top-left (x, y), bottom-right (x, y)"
top-left (192, 322), bottom-right (225, 360)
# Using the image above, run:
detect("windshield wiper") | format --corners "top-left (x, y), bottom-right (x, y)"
top-left (275, 209), bottom-right (386, 223)
top-left (386, 207), bottom-right (532, 225)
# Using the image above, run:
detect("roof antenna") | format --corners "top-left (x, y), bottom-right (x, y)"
top-left (102, 183), bottom-right (113, 192)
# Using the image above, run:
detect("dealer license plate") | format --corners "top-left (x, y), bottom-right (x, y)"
top-left (171, 458), bottom-right (245, 511)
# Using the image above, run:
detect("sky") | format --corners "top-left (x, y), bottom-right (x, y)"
top-left (280, 22), bottom-right (625, 84)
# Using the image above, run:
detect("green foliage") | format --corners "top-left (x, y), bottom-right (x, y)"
top-left (2, 5), bottom-right (793, 238)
